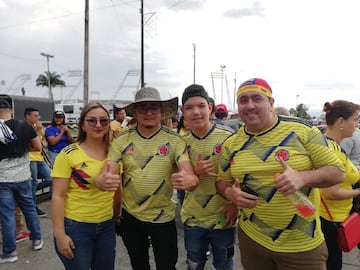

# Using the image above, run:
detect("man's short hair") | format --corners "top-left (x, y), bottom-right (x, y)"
top-left (24, 107), bottom-right (39, 117)
top-left (182, 84), bottom-right (209, 105)
top-left (0, 94), bottom-right (13, 109)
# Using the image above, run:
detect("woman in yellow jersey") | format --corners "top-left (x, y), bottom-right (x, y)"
top-left (51, 102), bottom-right (116, 270)
top-left (321, 100), bottom-right (360, 270)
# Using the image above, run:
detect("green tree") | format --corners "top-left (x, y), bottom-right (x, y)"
top-left (36, 71), bottom-right (66, 100)
top-left (289, 103), bottom-right (311, 120)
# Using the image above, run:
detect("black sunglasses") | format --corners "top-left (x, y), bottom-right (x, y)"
top-left (85, 118), bottom-right (110, 127)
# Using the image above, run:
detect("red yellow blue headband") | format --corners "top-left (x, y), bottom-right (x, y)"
top-left (237, 78), bottom-right (272, 98)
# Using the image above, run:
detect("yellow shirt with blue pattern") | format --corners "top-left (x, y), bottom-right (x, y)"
top-left (181, 124), bottom-right (233, 229)
top-left (109, 126), bottom-right (189, 223)
top-left (218, 115), bottom-right (344, 253)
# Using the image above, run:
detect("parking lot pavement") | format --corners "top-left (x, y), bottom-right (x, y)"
top-left (1, 199), bottom-right (359, 269)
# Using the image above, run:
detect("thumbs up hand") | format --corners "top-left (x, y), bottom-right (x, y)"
top-left (171, 161), bottom-right (199, 191)
top-left (193, 152), bottom-right (215, 176)
top-left (221, 179), bottom-right (258, 209)
top-left (273, 157), bottom-right (304, 195)
top-left (95, 161), bottom-right (121, 191)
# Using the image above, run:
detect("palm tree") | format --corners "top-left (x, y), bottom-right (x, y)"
top-left (36, 71), bottom-right (66, 100)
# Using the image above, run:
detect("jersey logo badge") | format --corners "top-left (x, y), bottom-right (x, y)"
top-left (214, 144), bottom-right (222, 155)
top-left (275, 150), bottom-right (289, 161)
top-left (80, 162), bottom-right (88, 168)
top-left (158, 144), bottom-right (170, 156)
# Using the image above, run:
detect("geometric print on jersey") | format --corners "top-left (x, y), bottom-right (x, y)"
top-left (123, 142), bottom-right (172, 169)
top-left (184, 216), bottom-right (217, 229)
top-left (242, 174), bottom-right (313, 203)
top-left (243, 211), bottom-right (316, 241)
top-left (193, 192), bottom-right (214, 209)
top-left (124, 178), bottom-right (170, 206)
top-left (242, 132), bottom-right (299, 162)
top-left (154, 209), bottom-right (172, 222)
top-left (71, 168), bottom-right (91, 190)
top-left (243, 174), bottom-right (276, 203)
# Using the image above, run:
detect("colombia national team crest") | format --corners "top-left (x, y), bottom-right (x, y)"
top-left (213, 144), bottom-right (222, 155)
top-left (275, 149), bottom-right (290, 161)
top-left (158, 144), bottom-right (170, 156)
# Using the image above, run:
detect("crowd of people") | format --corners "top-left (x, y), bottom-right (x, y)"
top-left (0, 77), bottom-right (360, 270)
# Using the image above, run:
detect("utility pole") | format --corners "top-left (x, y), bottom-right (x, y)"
top-left (220, 65), bottom-right (226, 104)
top-left (140, 0), bottom-right (144, 88)
top-left (83, 0), bottom-right (89, 105)
top-left (192, 43), bottom-right (196, 84)
top-left (233, 72), bottom-right (237, 110)
top-left (40, 52), bottom-right (54, 100)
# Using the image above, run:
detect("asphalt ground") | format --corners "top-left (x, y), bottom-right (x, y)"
top-left (1, 197), bottom-right (360, 270)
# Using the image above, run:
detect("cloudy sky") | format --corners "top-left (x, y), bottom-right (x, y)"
top-left (1, 0), bottom-right (360, 115)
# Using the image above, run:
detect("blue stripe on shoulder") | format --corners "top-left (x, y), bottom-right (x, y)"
top-left (278, 115), bottom-right (313, 128)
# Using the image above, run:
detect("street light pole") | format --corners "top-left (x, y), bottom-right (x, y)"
top-left (220, 65), bottom-right (226, 104)
top-left (140, 0), bottom-right (144, 88)
top-left (40, 52), bottom-right (54, 100)
top-left (83, 0), bottom-right (89, 105)
top-left (192, 43), bottom-right (196, 84)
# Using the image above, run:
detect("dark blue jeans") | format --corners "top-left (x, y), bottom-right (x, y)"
top-left (120, 209), bottom-right (178, 270)
top-left (30, 160), bottom-right (52, 204)
top-left (0, 179), bottom-right (42, 254)
top-left (54, 217), bottom-right (116, 270)
top-left (184, 225), bottom-right (235, 270)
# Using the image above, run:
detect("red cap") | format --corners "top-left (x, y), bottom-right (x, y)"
top-left (215, 104), bottom-right (228, 114)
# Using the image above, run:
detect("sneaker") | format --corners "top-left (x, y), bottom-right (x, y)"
top-left (0, 251), bottom-right (17, 263)
top-left (36, 207), bottom-right (47, 218)
top-left (16, 231), bottom-right (30, 243)
top-left (33, 239), bottom-right (43, 251)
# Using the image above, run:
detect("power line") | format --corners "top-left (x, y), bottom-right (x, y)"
top-left (0, 2), bottom-right (138, 31)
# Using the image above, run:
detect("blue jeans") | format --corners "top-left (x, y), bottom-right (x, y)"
top-left (48, 151), bottom-right (59, 165)
top-left (30, 161), bottom-right (52, 204)
top-left (184, 225), bottom-right (235, 270)
top-left (0, 179), bottom-right (42, 254)
top-left (54, 217), bottom-right (116, 270)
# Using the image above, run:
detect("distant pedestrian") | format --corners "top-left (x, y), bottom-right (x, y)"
top-left (45, 110), bottom-right (73, 164)
top-left (0, 95), bottom-right (43, 264)
top-left (25, 107), bottom-right (52, 217)
top-left (110, 106), bottom-right (131, 140)
top-left (51, 101), bottom-right (116, 270)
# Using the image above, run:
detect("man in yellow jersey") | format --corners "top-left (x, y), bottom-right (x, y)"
top-left (95, 87), bottom-right (199, 270)
top-left (180, 84), bottom-right (237, 270)
top-left (110, 106), bottom-right (131, 140)
top-left (216, 78), bottom-right (345, 270)
top-left (24, 107), bottom-right (52, 217)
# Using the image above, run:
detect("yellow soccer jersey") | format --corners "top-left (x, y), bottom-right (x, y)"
top-left (51, 142), bottom-right (114, 223)
top-left (181, 124), bottom-right (233, 229)
top-left (29, 151), bottom-right (44, 162)
top-left (218, 116), bottom-right (344, 253)
top-left (110, 120), bottom-right (127, 138)
top-left (109, 126), bottom-right (190, 223)
top-left (320, 139), bottom-right (359, 222)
